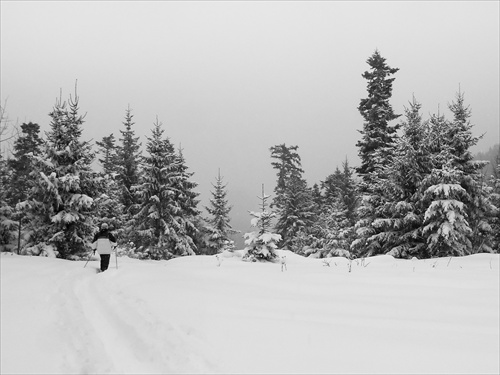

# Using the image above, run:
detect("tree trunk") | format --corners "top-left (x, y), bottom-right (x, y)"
top-left (17, 219), bottom-right (21, 254)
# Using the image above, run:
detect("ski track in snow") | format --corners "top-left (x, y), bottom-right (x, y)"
top-left (46, 264), bottom-right (217, 374)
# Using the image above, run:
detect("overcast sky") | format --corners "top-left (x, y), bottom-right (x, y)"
top-left (1, 1), bottom-right (499, 244)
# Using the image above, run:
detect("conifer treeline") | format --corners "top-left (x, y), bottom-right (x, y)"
top-left (0, 50), bottom-right (499, 259)
top-left (267, 50), bottom-right (499, 258)
top-left (0, 91), bottom-right (235, 258)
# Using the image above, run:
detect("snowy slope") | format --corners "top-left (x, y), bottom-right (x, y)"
top-left (1, 250), bottom-right (499, 374)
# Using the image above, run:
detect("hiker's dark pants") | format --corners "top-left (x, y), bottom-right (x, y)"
top-left (100, 254), bottom-right (111, 271)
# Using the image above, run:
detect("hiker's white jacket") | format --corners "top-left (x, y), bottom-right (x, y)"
top-left (92, 229), bottom-right (117, 255)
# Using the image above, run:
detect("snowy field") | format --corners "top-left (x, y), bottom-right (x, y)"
top-left (1, 250), bottom-right (499, 375)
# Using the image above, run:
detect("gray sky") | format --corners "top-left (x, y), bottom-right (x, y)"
top-left (1, 1), bottom-right (499, 246)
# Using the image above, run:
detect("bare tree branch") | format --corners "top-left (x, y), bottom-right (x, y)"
top-left (0, 99), bottom-right (20, 158)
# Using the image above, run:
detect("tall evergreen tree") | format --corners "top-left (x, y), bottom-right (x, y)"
top-left (356, 50), bottom-right (400, 187)
top-left (7, 123), bottom-right (43, 201)
top-left (271, 144), bottom-right (303, 204)
top-left (132, 119), bottom-right (198, 259)
top-left (446, 90), bottom-right (495, 251)
top-left (312, 158), bottom-right (359, 255)
top-left (6, 122), bottom-right (43, 253)
top-left (363, 98), bottom-right (433, 257)
top-left (270, 144), bottom-right (315, 251)
top-left (171, 146), bottom-right (201, 255)
top-left (421, 162), bottom-right (473, 257)
top-left (322, 158), bottom-right (358, 226)
top-left (115, 106), bottom-right (142, 211)
top-left (488, 154), bottom-right (500, 251)
top-left (19, 91), bottom-right (102, 258)
top-left (313, 200), bottom-right (353, 256)
top-left (0, 153), bottom-right (15, 251)
top-left (204, 169), bottom-right (237, 253)
top-left (94, 134), bottom-right (124, 239)
top-left (93, 175), bottom-right (124, 238)
top-left (311, 183), bottom-right (323, 208)
top-left (421, 92), bottom-right (494, 255)
top-left (96, 134), bottom-right (118, 175)
top-left (279, 176), bottom-right (316, 252)
top-left (352, 50), bottom-right (400, 257)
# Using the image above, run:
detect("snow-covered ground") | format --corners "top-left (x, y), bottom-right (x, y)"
top-left (1, 250), bottom-right (499, 375)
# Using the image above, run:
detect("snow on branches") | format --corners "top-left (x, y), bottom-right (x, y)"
top-left (243, 186), bottom-right (281, 262)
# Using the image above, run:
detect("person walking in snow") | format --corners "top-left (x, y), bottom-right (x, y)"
top-left (92, 223), bottom-right (117, 272)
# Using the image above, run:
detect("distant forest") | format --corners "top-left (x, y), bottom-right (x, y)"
top-left (475, 144), bottom-right (500, 177)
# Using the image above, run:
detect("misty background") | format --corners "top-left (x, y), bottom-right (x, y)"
top-left (1, 1), bottom-right (499, 248)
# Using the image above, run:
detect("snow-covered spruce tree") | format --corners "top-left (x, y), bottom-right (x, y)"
top-left (95, 134), bottom-right (118, 175)
top-left (304, 199), bottom-right (354, 259)
top-left (131, 119), bottom-right (198, 259)
top-left (352, 139), bottom-right (400, 257)
top-left (18, 91), bottom-right (102, 258)
top-left (115, 106), bottom-right (142, 213)
top-left (270, 144), bottom-right (315, 251)
top-left (311, 183), bottom-right (323, 208)
top-left (421, 162), bottom-right (472, 257)
top-left (305, 159), bottom-right (358, 258)
top-left (5, 122), bottom-right (43, 252)
top-left (170, 146), bottom-right (201, 256)
top-left (356, 50), bottom-right (400, 186)
top-left (243, 185), bottom-right (281, 261)
top-left (278, 176), bottom-right (316, 253)
top-left (488, 156), bottom-right (500, 251)
top-left (204, 169), bottom-right (238, 254)
top-left (446, 91), bottom-right (495, 252)
top-left (0, 104), bottom-right (13, 250)
top-left (321, 158), bottom-right (358, 228)
top-left (7, 123), bottom-right (43, 201)
top-left (189, 216), bottom-right (213, 255)
top-left (114, 106), bottom-right (142, 247)
top-left (0, 153), bottom-right (16, 251)
top-left (352, 50), bottom-right (400, 257)
top-left (420, 93), bottom-right (495, 255)
top-left (367, 98), bottom-right (434, 258)
top-left (94, 134), bottom-right (125, 240)
top-left (414, 91), bottom-right (497, 257)
top-left (93, 179), bottom-right (124, 236)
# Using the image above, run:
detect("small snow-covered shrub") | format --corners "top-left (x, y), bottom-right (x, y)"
top-left (242, 187), bottom-right (281, 262)
top-left (243, 230), bottom-right (281, 262)
top-left (21, 242), bottom-right (57, 257)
